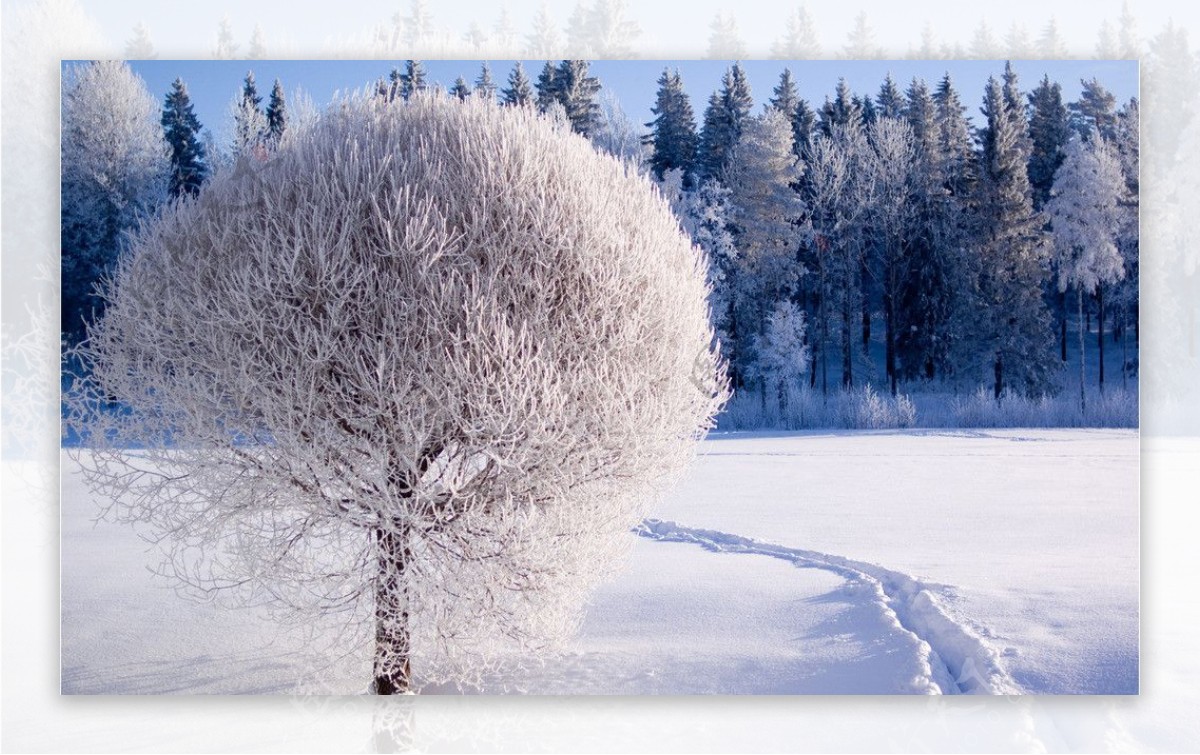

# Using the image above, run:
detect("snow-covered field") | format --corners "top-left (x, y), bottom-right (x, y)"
top-left (60, 428), bottom-right (1138, 695)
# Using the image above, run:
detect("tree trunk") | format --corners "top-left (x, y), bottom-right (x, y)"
top-left (993, 355), bottom-right (1003, 401)
top-left (1078, 287), bottom-right (1086, 416)
top-left (884, 289), bottom-right (896, 397)
top-left (373, 525), bottom-right (412, 695)
top-left (1059, 289), bottom-right (1068, 362)
top-left (861, 261), bottom-right (871, 351)
top-left (1097, 284), bottom-right (1105, 394)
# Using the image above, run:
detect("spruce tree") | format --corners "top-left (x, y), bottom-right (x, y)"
top-left (266, 79), bottom-right (287, 147)
top-left (819, 79), bottom-right (863, 137)
top-left (697, 63), bottom-right (753, 180)
top-left (232, 71), bottom-right (266, 156)
top-left (1027, 75), bottom-right (1071, 209)
top-left (646, 68), bottom-right (698, 182)
top-left (450, 77), bottom-right (472, 101)
top-left (970, 75), bottom-right (1056, 399)
top-left (535, 61), bottom-right (559, 112)
top-left (161, 78), bottom-right (208, 198)
top-left (768, 69), bottom-right (814, 158)
top-left (553, 59), bottom-right (602, 136)
top-left (474, 62), bottom-right (497, 101)
top-left (501, 61), bottom-right (534, 106)
top-left (400, 60), bottom-right (428, 100)
top-left (875, 74), bottom-right (905, 120)
top-left (1071, 77), bottom-right (1118, 140)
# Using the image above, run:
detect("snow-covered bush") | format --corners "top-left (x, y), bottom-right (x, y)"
top-left (64, 91), bottom-right (728, 693)
top-left (719, 384), bottom-right (918, 430)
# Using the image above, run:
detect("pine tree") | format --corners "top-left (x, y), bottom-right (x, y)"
top-left (232, 71), bottom-right (266, 157)
top-left (768, 69), bottom-right (814, 159)
top-left (535, 61), bottom-right (559, 112)
top-left (266, 79), bottom-right (287, 147)
top-left (875, 74), bottom-right (904, 120)
top-left (1027, 75), bottom-right (1071, 209)
top-left (161, 78), bottom-right (208, 198)
top-left (125, 22), bottom-right (156, 59)
top-left (551, 60), bottom-right (602, 136)
top-left (401, 60), bottom-right (428, 100)
top-left (501, 62), bottom-right (535, 106)
top-left (1071, 78), bottom-right (1118, 139)
top-left (450, 77), bottom-right (472, 101)
top-left (248, 25), bottom-right (267, 58)
top-left (772, 6), bottom-right (820, 58)
top-left (969, 75), bottom-right (1056, 399)
top-left (724, 110), bottom-right (805, 393)
top-left (697, 63), bottom-right (753, 180)
top-left (526, 3), bottom-right (563, 58)
top-left (818, 79), bottom-right (863, 137)
top-left (646, 68), bottom-right (698, 182)
top-left (706, 13), bottom-right (747, 58)
top-left (475, 62), bottom-right (497, 101)
top-left (214, 15), bottom-right (238, 58)
top-left (896, 77), bottom-right (955, 383)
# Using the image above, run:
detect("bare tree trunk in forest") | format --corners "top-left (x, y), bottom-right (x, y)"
top-left (861, 261), bottom-right (871, 351)
top-left (842, 288), bottom-right (853, 388)
top-left (373, 525), bottom-right (412, 695)
top-left (1059, 288), bottom-right (1068, 362)
top-left (1078, 287), bottom-right (1087, 416)
top-left (993, 355), bottom-right (1003, 401)
top-left (1097, 283), bottom-right (1105, 393)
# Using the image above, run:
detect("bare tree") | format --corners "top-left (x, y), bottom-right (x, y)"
top-left (65, 92), bottom-right (728, 694)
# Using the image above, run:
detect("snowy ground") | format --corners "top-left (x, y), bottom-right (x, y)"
top-left (60, 428), bottom-right (1138, 695)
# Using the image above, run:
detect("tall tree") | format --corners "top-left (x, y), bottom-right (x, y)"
top-left (1027, 75), bottom-right (1071, 209)
top-left (265, 79), bottom-right (287, 147)
top-left (1046, 133), bottom-right (1127, 408)
top-left (772, 6), bottom-right (820, 58)
top-left (724, 110), bottom-right (806, 394)
top-left (1071, 77), bottom-right (1118, 139)
top-left (161, 78), bottom-right (208, 198)
top-left (768, 69), bottom-right (815, 159)
top-left (550, 60), bottom-right (602, 136)
top-left (875, 74), bottom-right (905, 120)
top-left (450, 76), bottom-right (472, 101)
top-left (400, 60), bottom-right (428, 100)
top-left (474, 62), bottom-right (497, 101)
top-left (969, 75), bottom-right (1056, 399)
top-left (697, 64), bottom-right (753, 179)
top-left (646, 68), bottom-right (698, 183)
top-left (61, 61), bottom-right (169, 342)
top-left (535, 61), bottom-right (559, 112)
top-left (501, 61), bottom-right (534, 106)
top-left (232, 71), bottom-right (266, 156)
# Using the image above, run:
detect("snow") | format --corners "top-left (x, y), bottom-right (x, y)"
top-left (60, 427), bottom-right (1138, 695)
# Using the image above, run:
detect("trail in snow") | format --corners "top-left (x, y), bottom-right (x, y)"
top-left (636, 518), bottom-right (1023, 695)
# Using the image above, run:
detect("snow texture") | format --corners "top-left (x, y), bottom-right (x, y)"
top-left (61, 428), bottom-right (1137, 695)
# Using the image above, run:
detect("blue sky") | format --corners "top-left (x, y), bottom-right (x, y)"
top-left (89, 59), bottom-right (1137, 144)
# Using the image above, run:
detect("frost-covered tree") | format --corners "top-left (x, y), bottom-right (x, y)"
top-left (772, 6), bottom-right (820, 59)
top-left (1046, 133), bottom-right (1127, 408)
top-left (64, 92), bottom-right (728, 695)
top-left (450, 76), bottom-right (471, 100)
top-left (697, 64), bottom-right (753, 180)
top-left (590, 91), bottom-right (645, 166)
top-left (161, 78), bottom-right (208, 198)
top-left (265, 79), bottom-right (288, 147)
top-left (551, 60), bottom-right (602, 137)
top-left (867, 117), bottom-right (917, 395)
top-left (501, 61), bottom-right (534, 107)
top-left (768, 69), bottom-right (815, 159)
top-left (526, 3), bottom-right (563, 59)
top-left (1027, 75), bottom-right (1071, 210)
top-left (844, 11), bottom-right (882, 58)
top-left (818, 79), bottom-right (863, 138)
top-left (968, 75), bottom-right (1056, 399)
top-left (61, 61), bottom-right (169, 342)
top-left (754, 301), bottom-right (810, 416)
top-left (232, 71), bottom-right (267, 157)
top-left (248, 24), bottom-right (267, 59)
top-left (535, 61), bottom-right (559, 112)
top-left (706, 13), bottom-right (746, 59)
top-left (1071, 77), bottom-right (1118, 140)
top-left (646, 68), bottom-right (697, 183)
top-left (474, 62), bottom-right (497, 101)
top-left (214, 15), bottom-right (238, 58)
top-left (400, 60), bottom-right (429, 100)
top-left (875, 74), bottom-right (905, 120)
top-left (124, 22), bottom-right (156, 59)
top-left (724, 111), bottom-right (806, 392)
top-left (570, 0), bottom-right (640, 58)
